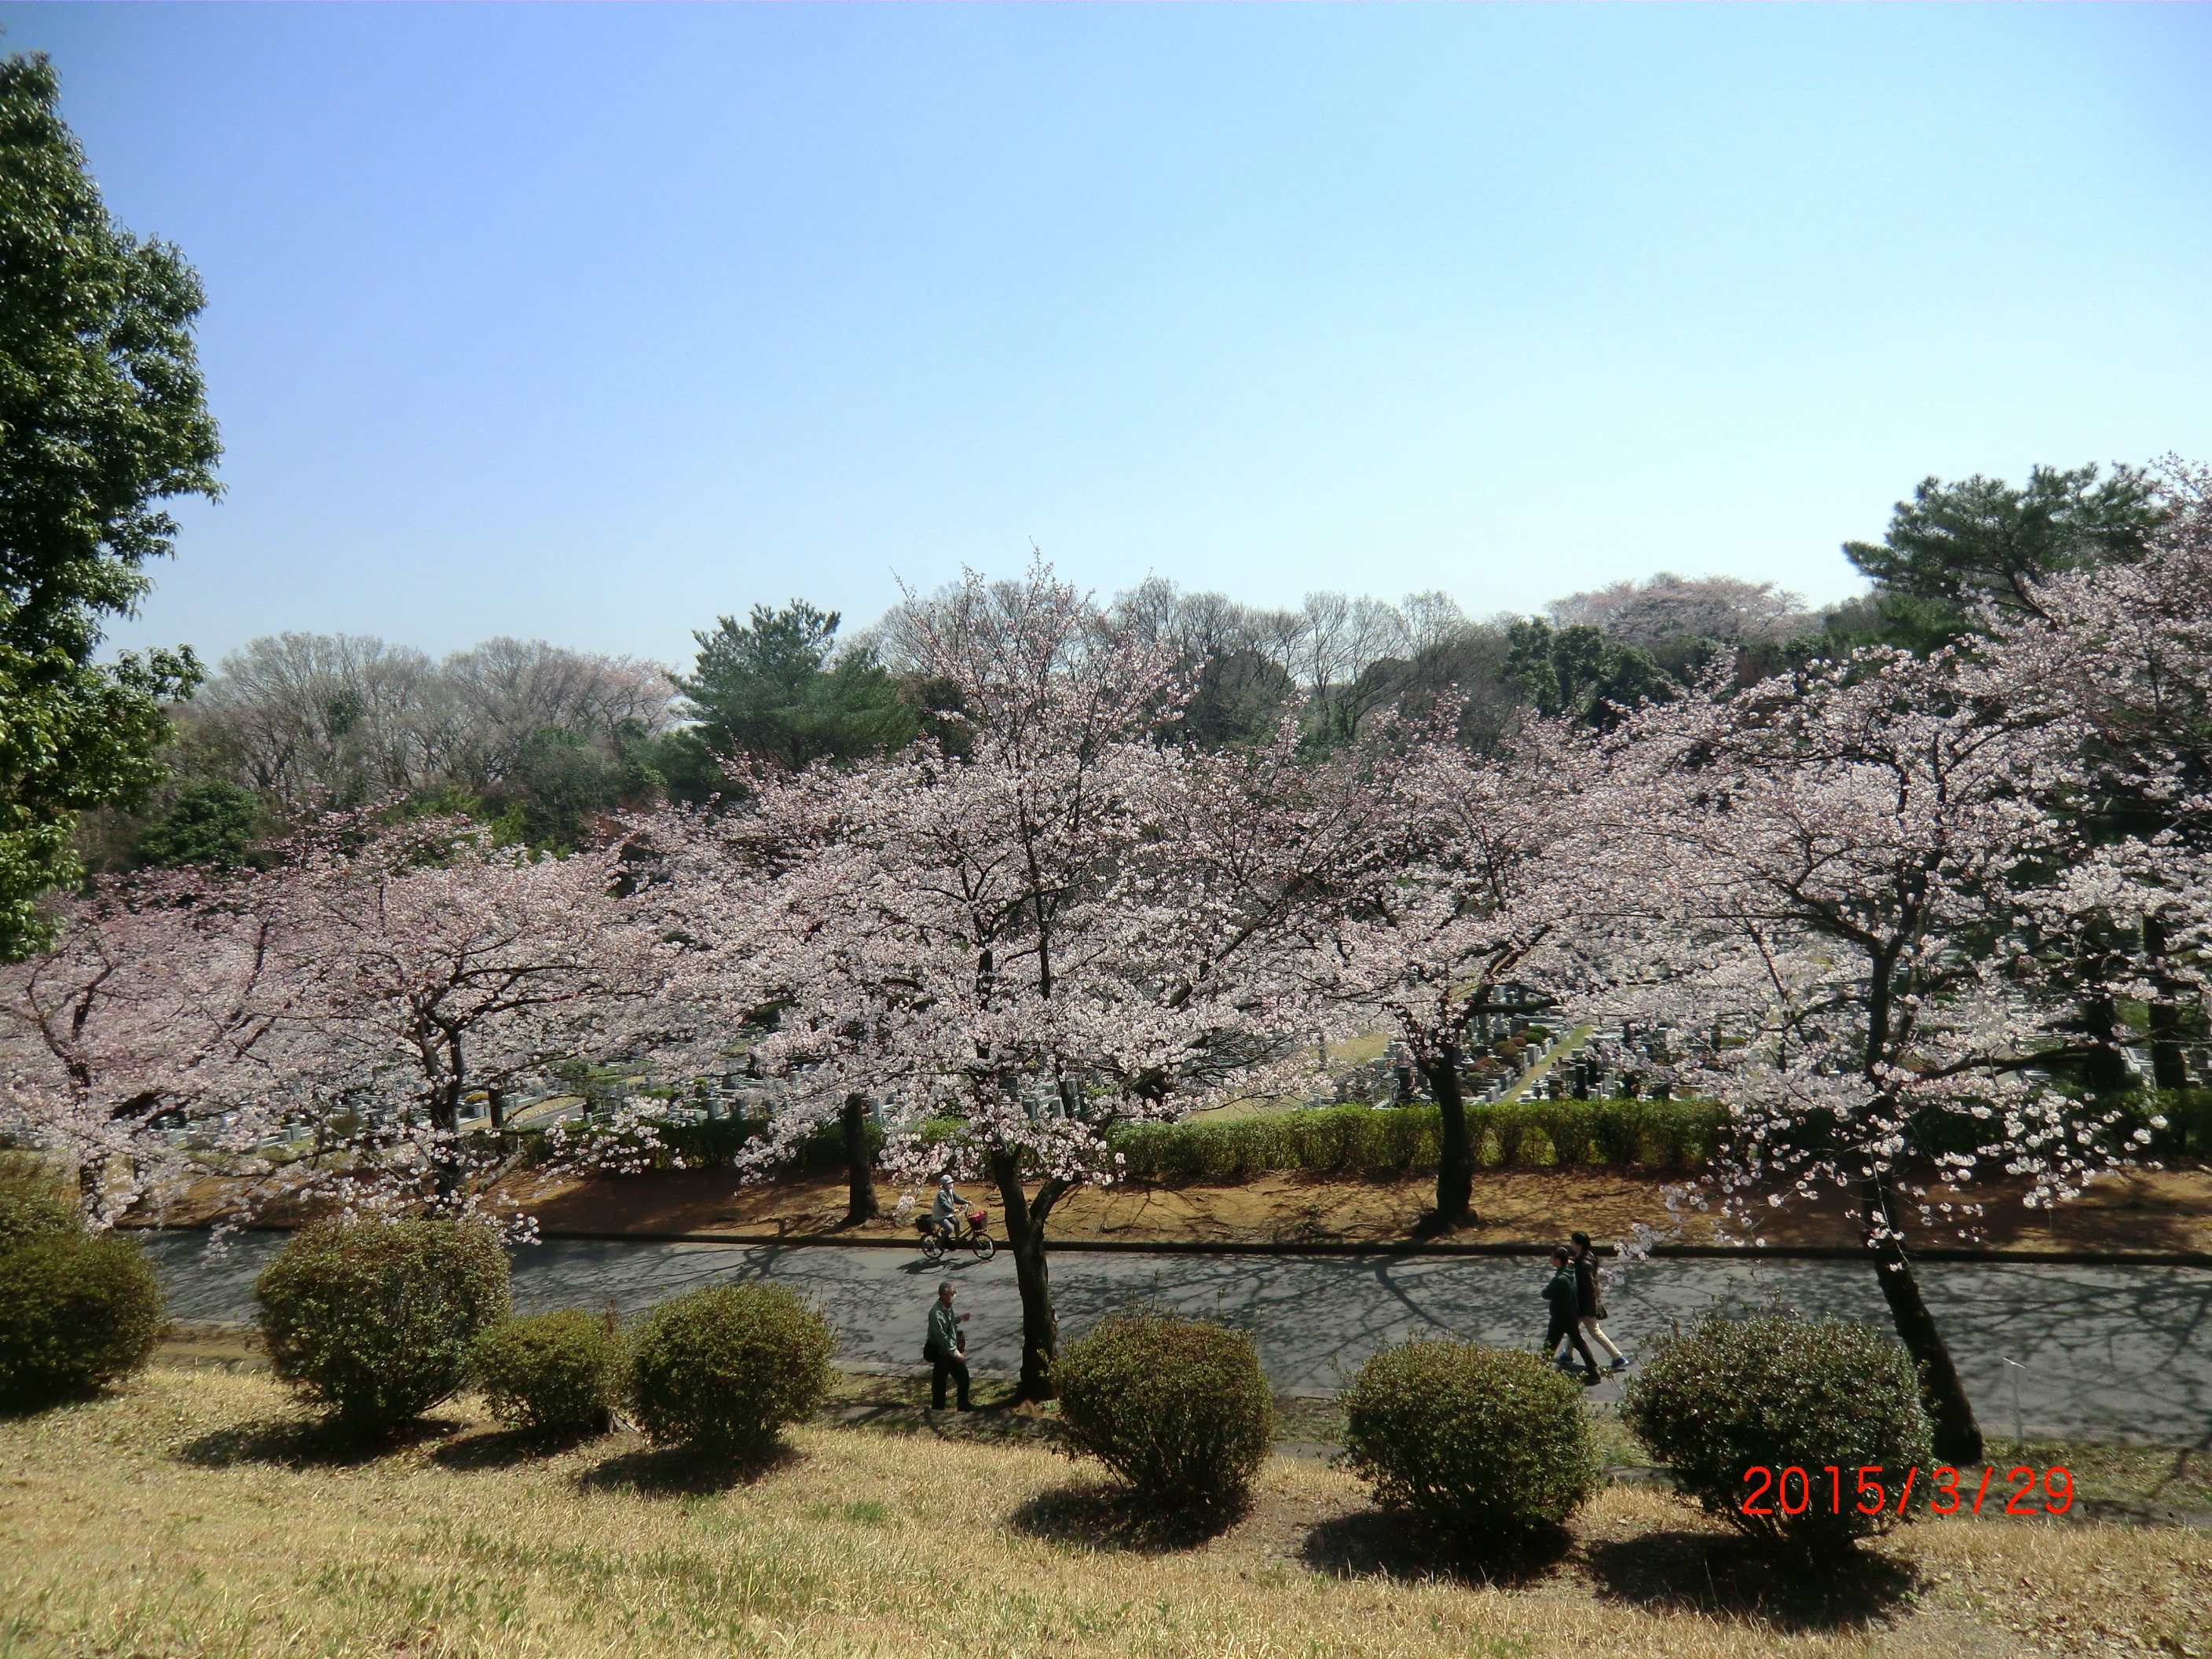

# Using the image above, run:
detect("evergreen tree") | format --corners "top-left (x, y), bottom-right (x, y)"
top-left (0, 53), bottom-right (220, 956)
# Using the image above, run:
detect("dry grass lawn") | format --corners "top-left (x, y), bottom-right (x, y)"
top-left (2, 1365), bottom-right (2206, 1659)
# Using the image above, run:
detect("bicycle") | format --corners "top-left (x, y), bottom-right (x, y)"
top-left (917, 1206), bottom-right (996, 1262)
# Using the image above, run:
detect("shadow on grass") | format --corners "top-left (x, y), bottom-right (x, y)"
top-left (432, 1423), bottom-right (610, 1470)
top-left (1581, 1529), bottom-right (1917, 1632)
top-left (1298, 1508), bottom-right (1574, 1588)
top-left (176, 1412), bottom-right (467, 1470)
top-left (1007, 1481), bottom-right (1245, 1554)
top-left (822, 1378), bottom-right (1065, 1449)
top-left (0, 1383), bottom-right (108, 1421)
top-left (574, 1438), bottom-right (799, 1496)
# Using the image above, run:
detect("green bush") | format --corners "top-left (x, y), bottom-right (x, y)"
top-left (1108, 1098), bottom-right (1727, 1184)
top-left (472, 1309), bottom-right (627, 1437)
top-left (0, 1232), bottom-right (163, 1405)
top-left (1621, 1310), bottom-right (1933, 1558)
top-left (255, 1220), bottom-right (511, 1435)
top-left (1340, 1339), bottom-right (1598, 1540)
top-left (0, 1167), bottom-right (79, 1251)
top-left (628, 1284), bottom-right (833, 1456)
top-left (1054, 1309), bottom-right (1275, 1511)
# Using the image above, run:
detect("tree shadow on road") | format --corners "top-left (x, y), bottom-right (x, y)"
top-left (1581, 1529), bottom-right (1917, 1632)
top-left (1298, 1508), bottom-right (1573, 1587)
top-left (1008, 1481), bottom-right (1245, 1554)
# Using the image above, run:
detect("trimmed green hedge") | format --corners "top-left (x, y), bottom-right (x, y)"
top-left (629, 1284), bottom-right (834, 1456)
top-left (478, 1082), bottom-right (2210, 1190)
top-left (1623, 1310), bottom-right (1932, 1559)
top-left (257, 1220), bottom-right (511, 1435)
top-left (0, 1232), bottom-right (164, 1405)
top-left (1110, 1099), bottom-right (1727, 1184)
top-left (485, 1112), bottom-right (877, 1174)
top-left (1055, 1310), bottom-right (1275, 1511)
top-left (1341, 1338), bottom-right (1599, 1540)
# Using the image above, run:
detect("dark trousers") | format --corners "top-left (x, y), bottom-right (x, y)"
top-left (1549, 1317), bottom-right (1599, 1380)
top-left (932, 1352), bottom-right (970, 1409)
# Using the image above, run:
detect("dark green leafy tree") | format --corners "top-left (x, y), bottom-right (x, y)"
top-left (134, 780), bottom-right (262, 869)
top-left (495, 727), bottom-right (625, 850)
top-left (1844, 463), bottom-right (2166, 625)
top-left (675, 601), bottom-right (914, 780)
top-left (0, 53), bottom-right (220, 957)
top-left (1811, 588), bottom-right (1968, 659)
top-left (1504, 619), bottom-right (1673, 729)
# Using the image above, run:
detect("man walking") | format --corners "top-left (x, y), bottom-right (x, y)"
top-left (1544, 1245), bottom-right (1600, 1385)
top-left (924, 1280), bottom-right (971, 1411)
top-left (1570, 1230), bottom-right (1631, 1373)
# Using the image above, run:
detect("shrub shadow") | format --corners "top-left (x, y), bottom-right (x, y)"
top-left (1008, 1481), bottom-right (1245, 1554)
top-left (574, 1438), bottom-right (798, 1496)
top-left (1298, 1508), bottom-right (1573, 1588)
top-left (1581, 1529), bottom-right (1917, 1632)
top-left (176, 1412), bottom-right (467, 1470)
top-left (433, 1423), bottom-right (608, 1470)
top-left (0, 1383), bottom-right (106, 1420)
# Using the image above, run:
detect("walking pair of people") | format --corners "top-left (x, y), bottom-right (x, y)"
top-left (1543, 1229), bottom-right (1628, 1384)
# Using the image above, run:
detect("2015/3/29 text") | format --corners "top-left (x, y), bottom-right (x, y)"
top-left (1738, 1465), bottom-right (2073, 1517)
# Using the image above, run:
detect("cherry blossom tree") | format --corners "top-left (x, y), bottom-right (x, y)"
top-left (657, 564), bottom-right (1338, 1399)
top-left (1591, 645), bottom-right (2161, 1463)
top-left (1284, 720), bottom-right (1613, 1231)
top-left (1985, 460), bottom-right (2212, 1089)
top-left (258, 812), bottom-right (670, 1218)
top-left (4, 815), bottom-right (673, 1232)
top-left (0, 873), bottom-right (287, 1225)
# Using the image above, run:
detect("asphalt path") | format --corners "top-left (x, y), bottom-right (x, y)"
top-left (143, 1232), bottom-right (2212, 1445)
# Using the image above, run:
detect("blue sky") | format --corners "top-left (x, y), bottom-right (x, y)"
top-left (6, 3), bottom-right (2210, 670)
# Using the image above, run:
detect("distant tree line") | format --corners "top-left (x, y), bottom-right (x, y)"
top-left (90, 457), bottom-right (2180, 875)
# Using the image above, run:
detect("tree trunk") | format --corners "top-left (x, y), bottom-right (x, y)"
top-left (2078, 992), bottom-right (2136, 1095)
top-left (840, 1093), bottom-right (879, 1225)
top-left (990, 1150), bottom-right (1067, 1402)
top-left (1862, 1174), bottom-right (1983, 1465)
top-left (1424, 1046), bottom-right (1478, 1231)
top-left (2143, 916), bottom-right (2191, 1093)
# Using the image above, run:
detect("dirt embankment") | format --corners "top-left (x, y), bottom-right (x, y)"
top-left (499, 1162), bottom-right (2212, 1255)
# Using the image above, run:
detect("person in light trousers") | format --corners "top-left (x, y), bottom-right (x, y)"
top-left (1570, 1229), bottom-right (1630, 1373)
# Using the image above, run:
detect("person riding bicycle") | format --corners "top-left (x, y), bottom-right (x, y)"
top-left (930, 1174), bottom-right (969, 1243)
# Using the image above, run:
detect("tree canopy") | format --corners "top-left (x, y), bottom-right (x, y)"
top-left (0, 53), bottom-right (220, 957)
top-left (1842, 463), bottom-right (2166, 628)
top-left (672, 601), bottom-right (915, 781)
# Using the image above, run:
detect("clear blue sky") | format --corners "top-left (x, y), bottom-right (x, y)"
top-left (6, 3), bottom-right (2210, 670)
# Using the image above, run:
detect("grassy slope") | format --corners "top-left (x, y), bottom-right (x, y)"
top-left (2, 1366), bottom-right (2206, 1659)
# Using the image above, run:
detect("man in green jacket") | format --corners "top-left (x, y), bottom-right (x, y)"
top-left (925, 1280), bottom-right (971, 1411)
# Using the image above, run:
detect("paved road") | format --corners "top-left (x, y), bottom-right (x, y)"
top-left (143, 1232), bottom-right (2212, 1445)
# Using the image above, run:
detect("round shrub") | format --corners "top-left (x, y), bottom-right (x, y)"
top-left (472, 1309), bottom-right (626, 1437)
top-left (628, 1284), bottom-right (833, 1456)
top-left (0, 1232), bottom-right (164, 1405)
top-left (0, 1170), bottom-right (78, 1251)
top-left (1341, 1339), bottom-right (1598, 1540)
top-left (255, 1219), bottom-right (510, 1435)
top-left (1055, 1309), bottom-right (1275, 1511)
top-left (1621, 1309), bottom-right (1934, 1558)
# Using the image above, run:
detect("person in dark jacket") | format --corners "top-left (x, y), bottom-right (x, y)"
top-left (924, 1280), bottom-right (971, 1410)
top-left (1544, 1246), bottom-right (1600, 1384)
top-left (1570, 1230), bottom-right (1630, 1373)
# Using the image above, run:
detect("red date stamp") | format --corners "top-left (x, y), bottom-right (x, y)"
top-left (1739, 1464), bottom-right (2072, 1517)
